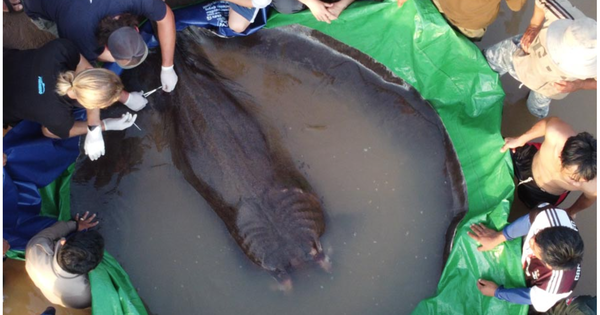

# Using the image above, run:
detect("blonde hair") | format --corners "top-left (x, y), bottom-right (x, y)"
top-left (56, 68), bottom-right (124, 109)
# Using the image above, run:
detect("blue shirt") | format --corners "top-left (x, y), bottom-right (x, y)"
top-left (23, 0), bottom-right (167, 61)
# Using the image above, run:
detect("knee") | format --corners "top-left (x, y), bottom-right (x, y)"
top-left (228, 18), bottom-right (251, 33)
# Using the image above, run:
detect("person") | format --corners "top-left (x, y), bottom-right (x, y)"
top-left (396, 0), bottom-right (525, 41)
top-left (4, 39), bottom-right (146, 161)
top-left (501, 117), bottom-right (596, 217)
top-left (271, 0), bottom-right (356, 24)
top-left (18, 0), bottom-right (178, 91)
top-left (25, 211), bottom-right (103, 309)
top-left (484, 0), bottom-right (596, 118)
top-left (468, 204), bottom-right (584, 313)
top-left (225, 0), bottom-right (272, 33)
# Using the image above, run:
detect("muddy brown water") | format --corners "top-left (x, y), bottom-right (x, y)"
top-left (3, 0), bottom-right (596, 312)
top-left (67, 25), bottom-right (466, 315)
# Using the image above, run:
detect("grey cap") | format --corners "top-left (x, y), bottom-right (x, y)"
top-left (107, 26), bottom-right (148, 70)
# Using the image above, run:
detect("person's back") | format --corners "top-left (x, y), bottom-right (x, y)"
top-left (25, 220), bottom-right (104, 309)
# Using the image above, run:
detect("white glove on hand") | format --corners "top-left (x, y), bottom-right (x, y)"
top-left (103, 112), bottom-right (138, 131)
top-left (161, 65), bottom-right (178, 92)
top-left (84, 126), bottom-right (105, 161)
top-left (124, 91), bottom-right (148, 111)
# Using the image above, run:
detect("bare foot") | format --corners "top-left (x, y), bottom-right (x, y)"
top-left (326, 0), bottom-right (355, 18)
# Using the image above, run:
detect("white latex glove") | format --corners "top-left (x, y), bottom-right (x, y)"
top-left (84, 126), bottom-right (105, 161)
top-left (161, 65), bottom-right (178, 92)
top-left (124, 91), bottom-right (148, 111)
top-left (102, 112), bottom-right (138, 131)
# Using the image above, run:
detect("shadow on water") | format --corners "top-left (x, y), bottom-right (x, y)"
top-left (69, 26), bottom-right (467, 314)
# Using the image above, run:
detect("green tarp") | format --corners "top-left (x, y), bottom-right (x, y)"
top-left (268, 1), bottom-right (525, 314)
top-left (8, 1), bottom-right (523, 313)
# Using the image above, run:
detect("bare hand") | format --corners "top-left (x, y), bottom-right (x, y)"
top-left (500, 137), bottom-right (523, 153)
top-left (397, 0), bottom-right (408, 7)
top-left (477, 279), bottom-right (498, 297)
top-left (3, 153), bottom-right (6, 167)
top-left (326, 1), bottom-right (348, 18)
top-left (467, 223), bottom-right (504, 251)
top-left (520, 24), bottom-right (541, 53)
top-left (553, 80), bottom-right (584, 93)
top-left (75, 211), bottom-right (99, 231)
top-left (305, 0), bottom-right (337, 24)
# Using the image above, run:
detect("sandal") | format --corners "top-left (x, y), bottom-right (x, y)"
top-left (3, 0), bottom-right (23, 13)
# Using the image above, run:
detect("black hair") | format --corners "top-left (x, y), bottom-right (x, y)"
top-left (535, 226), bottom-right (584, 270)
top-left (57, 230), bottom-right (105, 274)
top-left (561, 132), bottom-right (597, 181)
top-left (96, 14), bottom-right (140, 47)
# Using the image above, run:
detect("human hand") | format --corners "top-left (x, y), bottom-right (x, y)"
top-left (75, 211), bottom-right (100, 231)
top-left (3, 153), bottom-right (6, 166)
top-left (124, 91), bottom-right (148, 111)
top-left (467, 223), bottom-right (505, 251)
top-left (103, 112), bottom-right (138, 131)
top-left (500, 137), bottom-right (523, 153)
top-left (477, 279), bottom-right (498, 297)
top-left (553, 80), bottom-right (584, 93)
top-left (3, 239), bottom-right (10, 256)
top-left (161, 65), bottom-right (178, 92)
top-left (520, 24), bottom-right (541, 53)
top-left (305, 0), bottom-right (337, 24)
top-left (84, 126), bottom-right (105, 161)
top-left (397, 0), bottom-right (408, 7)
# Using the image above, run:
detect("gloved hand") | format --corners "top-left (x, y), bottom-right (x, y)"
top-left (84, 126), bottom-right (105, 161)
top-left (161, 65), bottom-right (178, 92)
top-left (102, 112), bottom-right (138, 131)
top-left (124, 91), bottom-right (148, 111)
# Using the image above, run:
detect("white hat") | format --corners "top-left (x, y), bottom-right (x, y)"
top-left (546, 17), bottom-right (597, 78)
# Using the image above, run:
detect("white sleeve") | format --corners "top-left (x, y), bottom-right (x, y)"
top-left (251, 0), bottom-right (271, 9)
top-left (530, 286), bottom-right (572, 312)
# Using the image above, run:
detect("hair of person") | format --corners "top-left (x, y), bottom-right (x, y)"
top-left (56, 68), bottom-right (124, 109)
top-left (57, 230), bottom-right (105, 274)
top-left (96, 13), bottom-right (140, 47)
top-left (535, 226), bottom-right (584, 270)
top-left (561, 132), bottom-right (597, 181)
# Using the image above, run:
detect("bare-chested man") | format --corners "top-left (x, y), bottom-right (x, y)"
top-left (501, 117), bottom-right (596, 216)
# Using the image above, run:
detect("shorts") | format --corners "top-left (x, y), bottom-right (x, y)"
top-left (511, 143), bottom-right (569, 209)
top-left (230, 3), bottom-right (260, 22)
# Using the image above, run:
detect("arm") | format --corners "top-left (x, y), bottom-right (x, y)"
top-left (495, 286), bottom-right (532, 305)
top-left (500, 117), bottom-right (569, 152)
top-left (75, 54), bottom-right (94, 74)
top-left (520, 4), bottom-right (545, 53)
top-left (553, 79), bottom-right (597, 93)
top-left (502, 213), bottom-right (531, 240)
top-left (41, 108), bottom-right (107, 139)
top-left (29, 221), bottom-right (77, 244)
top-left (156, 5), bottom-right (175, 68)
top-left (566, 191), bottom-right (596, 217)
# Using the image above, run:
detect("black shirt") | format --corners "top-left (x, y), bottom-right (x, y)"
top-left (23, 0), bottom-right (167, 61)
top-left (4, 39), bottom-right (81, 139)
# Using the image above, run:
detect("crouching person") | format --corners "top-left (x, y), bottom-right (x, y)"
top-left (25, 212), bottom-right (103, 309)
top-left (468, 204), bottom-right (583, 312)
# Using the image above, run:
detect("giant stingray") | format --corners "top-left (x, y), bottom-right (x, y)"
top-left (72, 25), bottom-right (467, 313)
top-left (135, 27), bottom-right (330, 289)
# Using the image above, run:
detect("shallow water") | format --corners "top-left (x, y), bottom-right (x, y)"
top-left (70, 27), bottom-right (465, 314)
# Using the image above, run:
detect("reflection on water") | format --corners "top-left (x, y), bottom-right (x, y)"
top-left (70, 26), bottom-right (465, 315)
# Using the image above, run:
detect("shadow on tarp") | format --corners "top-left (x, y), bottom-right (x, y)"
top-left (267, 0), bottom-right (524, 314)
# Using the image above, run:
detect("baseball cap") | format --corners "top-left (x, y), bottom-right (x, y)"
top-left (546, 17), bottom-right (597, 78)
top-left (107, 26), bottom-right (148, 69)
